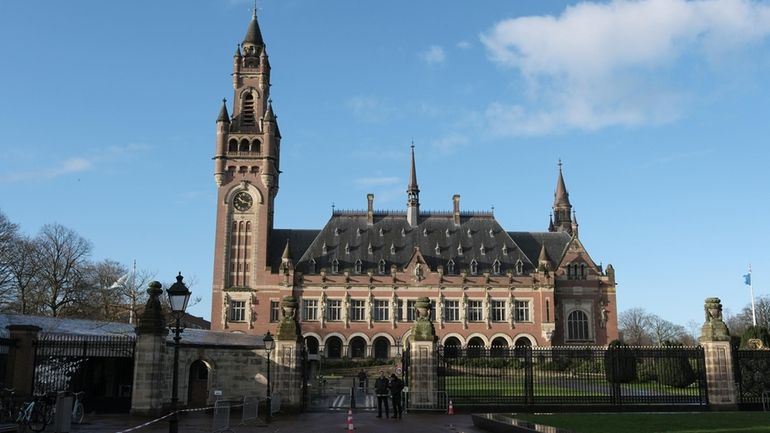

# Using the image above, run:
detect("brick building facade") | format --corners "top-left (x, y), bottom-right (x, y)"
top-left (210, 14), bottom-right (619, 358)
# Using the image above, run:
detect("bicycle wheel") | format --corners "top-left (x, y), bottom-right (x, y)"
top-left (27, 403), bottom-right (48, 433)
top-left (73, 402), bottom-right (84, 424)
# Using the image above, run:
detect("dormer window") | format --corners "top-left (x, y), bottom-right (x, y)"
top-left (467, 228), bottom-right (472, 237)
top-left (445, 228), bottom-right (450, 237)
top-left (309, 258), bottom-right (316, 274)
top-left (344, 243), bottom-right (350, 255)
top-left (502, 244), bottom-right (508, 256)
top-left (379, 228), bottom-right (384, 237)
top-left (457, 244), bottom-right (463, 256)
top-left (515, 259), bottom-right (523, 275)
top-left (401, 228), bottom-right (406, 237)
top-left (354, 259), bottom-right (362, 274)
top-left (470, 259), bottom-right (478, 275)
top-left (480, 243), bottom-right (486, 255)
top-left (331, 259), bottom-right (339, 274)
top-left (321, 242), bottom-right (327, 255)
top-left (489, 229), bottom-right (494, 237)
top-left (492, 260), bottom-right (501, 275)
top-left (334, 228), bottom-right (339, 236)
top-left (423, 228), bottom-right (428, 236)
top-left (390, 243), bottom-right (396, 255)
top-left (378, 259), bottom-right (387, 275)
top-left (356, 228), bottom-right (361, 237)
top-left (447, 259), bottom-right (455, 275)
top-left (435, 243), bottom-right (441, 255)
top-left (367, 242), bottom-right (373, 255)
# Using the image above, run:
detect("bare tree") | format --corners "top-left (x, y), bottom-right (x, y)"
top-left (3, 236), bottom-right (41, 314)
top-left (34, 224), bottom-right (92, 317)
top-left (648, 315), bottom-right (689, 345)
top-left (0, 210), bottom-right (19, 306)
top-left (109, 261), bottom-right (155, 324)
top-left (618, 307), bottom-right (653, 345)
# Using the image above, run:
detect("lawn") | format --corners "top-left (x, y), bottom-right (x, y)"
top-left (510, 412), bottom-right (770, 433)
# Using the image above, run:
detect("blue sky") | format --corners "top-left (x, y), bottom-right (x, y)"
top-left (1, 0), bottom-right (769, 331)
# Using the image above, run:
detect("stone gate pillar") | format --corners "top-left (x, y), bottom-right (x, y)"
top-left (131, 281), bottom-right (169, 415)
top-left (272, 296), bottom-right (304, 413)
top-left (5, 324), bottom-right (41, 398)
top-left (699, 297), bottom-right (737, 409)
top-left (409, 297), bottom-right (439, 409)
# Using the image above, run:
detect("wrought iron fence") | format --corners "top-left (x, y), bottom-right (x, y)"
top-left (408, 345), bottom-right (708, 410)
top-left (734, 348), bottom-right (770, 408)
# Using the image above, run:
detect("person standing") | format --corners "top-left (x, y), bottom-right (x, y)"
top-left (389, 373), bottom-right (404, 419)
top-left (357, 369), bottom-right (368, 391)
top-left (374, 371), bottom-right (390, 418)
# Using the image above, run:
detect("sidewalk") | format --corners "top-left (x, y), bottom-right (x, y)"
top-left (70, 410), bottom-right (487, 433)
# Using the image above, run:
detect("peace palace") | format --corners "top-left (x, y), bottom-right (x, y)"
top-left (210, 13), bottom-right (619, 360)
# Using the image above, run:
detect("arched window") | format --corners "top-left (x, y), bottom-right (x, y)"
top-left (515, 260), bottom-right (523, 275)
top-left (447, 260), bottom-right (455, 275)
top-left (580, 263), bottom-right (587, 279)
top-left (492, 260), bottom-right (501, 275)
top-left (354, 260), bottom-right (362, 274)
top-left (241, 93), bottom-right (255, 125)
top-left (378, 259), bottom-right (386, 275)
top-left (331, 259), bottom-right (339, 274)
top-left (228, 139), bottom-right (238, 152)
top-left (567, 310), bottom-right (590, 341)
top-left (308, 258), bottom-right (316, 274)
top-left (239, 138), bottom-right (250, 152)
top-left (305, 336), bottom-right (319, 355)
top-left (470, 259), bottom-right (478, 275)
top-left (252, 139), bottom-right (261, 154)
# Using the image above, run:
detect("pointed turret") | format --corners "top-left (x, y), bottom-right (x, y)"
top-left (548, 213), bottom-right (555, 232)
top-left (217, 99), bottom-right (230, 124)
top-left (571, 210), bottom-right (579, 237)
top-left (552, 160), bottom-right (573, 234)
top-left (242, 10), bottom-right (264, 50)
top-left (538, 244), bottom-right (551, 272)
top-left (264, 100), bottom-right (276, 123)
top-left (280, 238), bottom-right (293, 272)
top-left (407, 143), bottom-right (420, 227)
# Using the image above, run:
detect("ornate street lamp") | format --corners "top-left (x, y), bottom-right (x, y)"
top-left (264, 331), bottom-right (275, 423)
top-left (166, 273), bottom-right (191, 433)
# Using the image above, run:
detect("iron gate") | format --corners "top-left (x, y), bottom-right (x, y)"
top-left (33, 333), bottom-right (135, 413)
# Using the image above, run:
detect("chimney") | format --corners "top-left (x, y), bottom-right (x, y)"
top-left (367, 193), bottom-right (374, 225)
top-left (453, 194), bottom-right (461, 226)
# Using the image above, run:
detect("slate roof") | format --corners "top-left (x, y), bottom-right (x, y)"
top-left (242, 14), bottom-right (264, 46)
top-left (268, 229), bottom-right (321, 271)
top-left (290, 211), bottom-right (569, 276)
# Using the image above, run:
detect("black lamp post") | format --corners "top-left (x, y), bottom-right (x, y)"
top-left (264, 331), bottom-right (275, 423)
top-left (166, 273), bottom-right (191, 433)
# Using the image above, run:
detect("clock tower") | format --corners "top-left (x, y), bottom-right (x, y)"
top-left (211, 11), bottom-right (281, 329)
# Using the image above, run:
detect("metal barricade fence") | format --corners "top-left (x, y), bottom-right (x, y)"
top-left (212, 400), bottom-right (233, 433)
top-left (241, 396), bottom-right (259, 424)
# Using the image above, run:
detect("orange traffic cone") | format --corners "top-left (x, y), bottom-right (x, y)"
top-left (447, 400), bottom-right (454, 415)
top-left (346, 409), bottom-right (354, 431)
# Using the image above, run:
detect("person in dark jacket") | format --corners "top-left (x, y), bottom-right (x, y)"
top-left (389, 373), bottom-right (404, 419)
top-left (374, 371), bottom-right (390, 418)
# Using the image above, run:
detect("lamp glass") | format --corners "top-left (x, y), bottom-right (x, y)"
top-left (264, 331), bottom-right (275, 352)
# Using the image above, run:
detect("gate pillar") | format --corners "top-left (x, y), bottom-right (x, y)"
top-left (409, 297), bottom-right (439, 409)
top-left (273, 296), bottom-right (304, 413)
top-left (699, 297), bottom-right (737, 409)
top-left (131, 281), bottom-right (169, 415)
top-left (5, 324), bottom-right (41, 397)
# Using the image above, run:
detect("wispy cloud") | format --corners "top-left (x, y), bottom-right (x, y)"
top-left (456, 41), bottom-right (472, 50)
top-left (0, 143), bottom-right (149, 184)
top-left (431, 133), bottom-right (470, 154)
top-left (346, 96), bottom-right (393, 123)
top-left (480, 0), bottom-right (770, 135)
top-left (419, 45), bottom-right (446, 65)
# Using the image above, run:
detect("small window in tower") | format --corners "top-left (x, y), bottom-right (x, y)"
top-left (378, 259), bottom-right (387, 275)
top-left (354, 260), bottom-right (362, 274)
top-left (331, 259), bottom-right (339, 274)
top-left (401, 228), bottom-right (406, 237)
top-left (241, 93), bottom-right (256, 125)
top-left (228, 139), bottom-right (238, 152)
top-left (252, 139), bottom-right (261, 154)
top-left (580, 263), bottom-right (587, 280)
top-left (447, 260), bottom-right (455, 275)
top-left (423, 228), bottom-right (428, 236)
top-left (470, 259), bottom-right (478, 275)
top-left (379, 228), bottom-right (384, 237)
top-left (239, 138), bottom-right (249, 152)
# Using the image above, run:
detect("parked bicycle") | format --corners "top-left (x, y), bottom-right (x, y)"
top-left (0, 387), bottom-right (16, 423)
top-left (16, 393), bottom-right (55, 433)
top-left (71, 391), bottom-right (85, 424)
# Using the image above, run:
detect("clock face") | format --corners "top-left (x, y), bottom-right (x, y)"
top-left (233, 191), bottom-right (253, 211)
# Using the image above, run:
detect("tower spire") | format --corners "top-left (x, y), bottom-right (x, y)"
top-left (552, 159), bottom-right (573, 234)
top-left (407, 142), bottom-right (420, 228)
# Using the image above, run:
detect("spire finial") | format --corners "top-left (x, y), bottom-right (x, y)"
top-left (558, 158), bottom-right (563, 171)
top-left (253, 0), bottom-right (258, 18)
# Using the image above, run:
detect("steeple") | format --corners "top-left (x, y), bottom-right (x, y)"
top-left (216, 99), bottom-right (230, 123)
top-left (407, 143), bottom-right (420, 227)
top-left (242, 9), bottom-right (264, 51)
top-left (551, 160), bottom-right (573, 234)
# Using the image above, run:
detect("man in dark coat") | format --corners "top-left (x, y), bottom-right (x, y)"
top-left (374, 370), bottom-right (390, 418)
top-left (389, 373), bottom-right (404, 419)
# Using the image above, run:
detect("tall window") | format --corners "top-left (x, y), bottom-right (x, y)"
top-left (491, 300), bottom-right (506, 322)
top-left (406, 299), bottom-right (416, 321)
top-left (444, 300), bottom-right (459, 322)
top-left (350, 299), bottom-right (366, 321)
top-left (374, 300), bottom-right (389, 321)
top-left (241, 93), bottom-right (255, 125)
top-left (514, 300), bottom-right (530, 322)
top-left (326, 299), bottom-right (342, 321)
top-left (447, 260), bottom-right (455, 274)
top-left (302, 299), bottom-right (318, 321)
top-left (229, 220), bottom-right (251, 287)
top-left (397, 299), bottom-right (404, 321)
top-left (470, 259), bottom-right (478, 275)
top-left (467, 300), bottom-right (483, 322)
top-left (378, 259), bottom-right (386, 274)
top-left (229, 300), bottom-right (246, 322)
top-left (567, 310), bottom-right (590, 340)
top-left (269, 300), bottom-right (280, 322)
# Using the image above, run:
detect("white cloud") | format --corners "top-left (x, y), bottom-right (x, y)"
top-left (457, 41), bottom-right (472, 49)
top-left (431, 133), bottom-right (470, 153)
top-left (347, 96), bottom-right (393, 123)
top-left (420, 45), bottom-right (446, 65)
top-left (480, 0), bottom-right (770, 135)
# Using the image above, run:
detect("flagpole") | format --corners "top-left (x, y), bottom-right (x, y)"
top-left (749, 264), bottom-right (756, 326)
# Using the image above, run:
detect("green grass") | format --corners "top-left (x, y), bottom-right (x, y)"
top-left (509, 412), bottom-right (770, 433)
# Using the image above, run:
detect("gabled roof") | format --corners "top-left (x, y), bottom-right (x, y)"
top-left (507, 231), bottom-right (571, 267)
top-left (295, 212), bottom-right (534, 275)
top-left (268, 229), bottom-right (321, 271)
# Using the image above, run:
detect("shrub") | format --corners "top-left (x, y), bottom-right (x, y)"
top-left (740, 326), bottom-right (770, 349)
top-left (604, 340), bottom-right (637, 383)
top-left (656, 341), bottom-right (696, 388)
